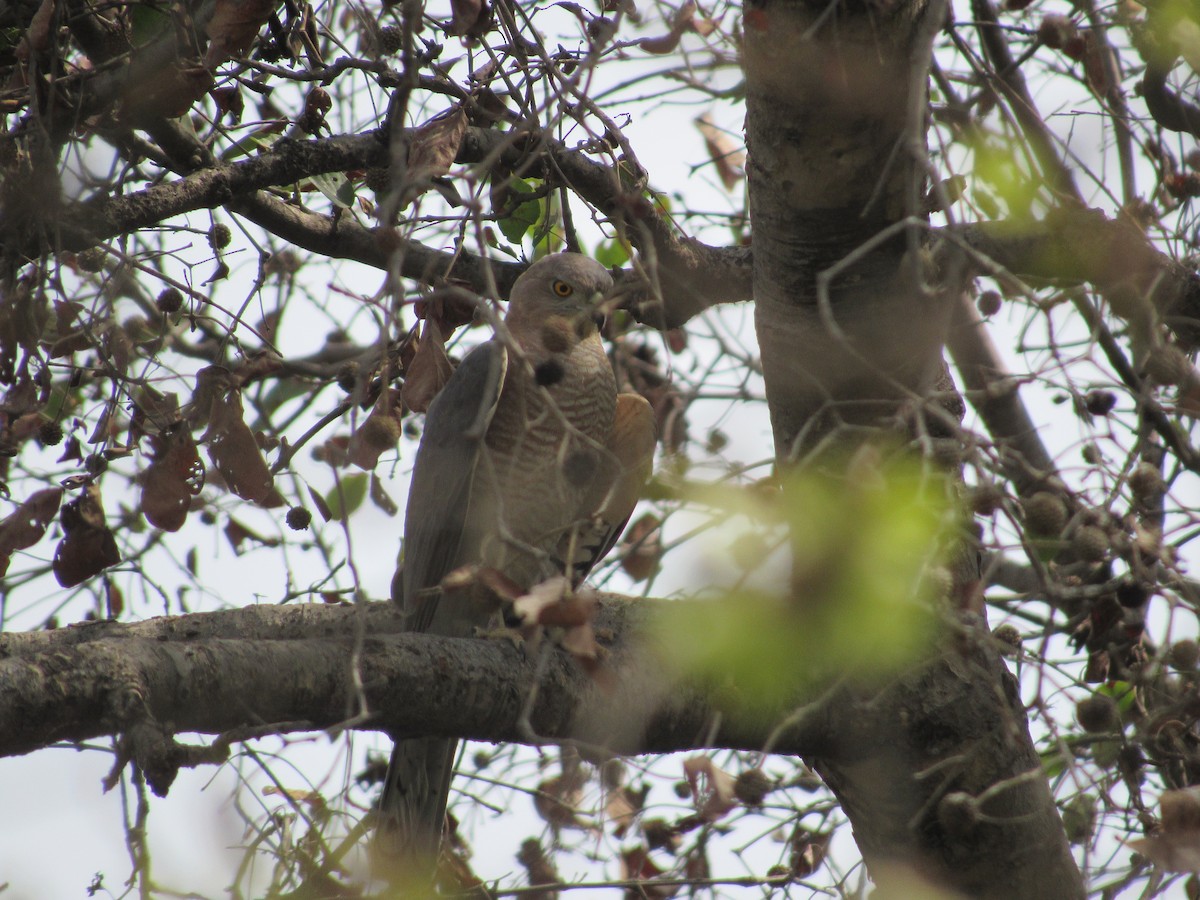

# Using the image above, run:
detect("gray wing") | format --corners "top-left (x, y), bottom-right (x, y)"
top-left (397, 340), bottom-right (507, 633)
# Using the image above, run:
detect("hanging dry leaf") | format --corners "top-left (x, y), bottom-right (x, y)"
top-left (401, 319), bottom-right (454, 413)
top-left (620, 512), bottom-right (662, 581)
top-left (511, 577), bottom-right (595, 627)
top-left (202, 380), bottom-right (280, 505)
top-left (515, 838), bottom-right (559, 897)
top-left (140, 425), bottom-right (204, 531)
top-left (52, 483), bottom-right (120, 588)
top-left (307, 484), bottom-right (334, 522)
top-left (120, 64), bottom-right (214, 121)
top-left (415, 287), bottom-right (479, 331)
top-left (204, 0), bottom-right (277, 68)
top-left (349, 390), bottom-right (404, 470)
top-left (637, 0), bottom-right (712, 54)
top-left (0, 487), bottom-right (63, 576)
top-left (406, 107), bottom-right (468, 185)
top-left (605, 784), bottom-right (648, 838)
top-left (1129, 788), bottom-right (1200, 871)
top-left (695, 115), bottom-right (745, 191)
top-left (682, 755), bottom-right (738, 822)
top-left (224, 516), bottom-right (279, 553)
top-left (534, 773), bottom-right (593, 832)
top-left (512, 578), bottom-right (603, 665)
top-left (619, 846), bottom-right (677, 898)
top-left (369, 473), bottom-right (399, 516)
top-left (448, 0), bottom-right (491, 36)
top-left (462, 565), bottom-right (524, 606)
top-left (790, 826), bottom-right (831, 877)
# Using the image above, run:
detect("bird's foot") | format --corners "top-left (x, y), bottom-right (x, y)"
top-left (473, 624), bottom-right (527, 652)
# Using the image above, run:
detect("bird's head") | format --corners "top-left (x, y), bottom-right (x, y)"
top-left (505, 253), bottom-right (614, 339)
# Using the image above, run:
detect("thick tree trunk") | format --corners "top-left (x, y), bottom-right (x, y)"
top-left (742, 1), bottom-right (1084, 896)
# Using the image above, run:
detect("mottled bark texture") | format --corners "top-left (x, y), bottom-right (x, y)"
top-left (743, 0), bottom-right (1083, 896)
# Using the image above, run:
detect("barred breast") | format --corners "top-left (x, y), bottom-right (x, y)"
top-left (480, 329), bottom-right (617, 589)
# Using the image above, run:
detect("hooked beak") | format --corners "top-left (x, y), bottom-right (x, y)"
top-left (589, 290), bottom-right (608, 331)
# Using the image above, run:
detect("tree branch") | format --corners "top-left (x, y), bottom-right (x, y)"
top-left (0, 597), bottom-right (836, 771)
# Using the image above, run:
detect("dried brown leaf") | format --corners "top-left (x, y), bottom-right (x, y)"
top-left (202, 386), bottom-right (278, 504)
top-left (369, 473), bottom-right (399, 516)
top-left (515, 838), bottom-right (559, 894)
top-left (121, 64), bottom-right (214, 120)
top-left (349, 391), bottom-right (404, 470)
top-left (401, 319), bottom-right (454, 414)
top-left (23, 0), bottom-right (55, 56)
top-left (534, 774), bottom-right (593, 832)
top-left (415, 287), bottom-right (479, 332)
top-left (637, 30), bottom-right (682, 54)
top-left (140, 425), bottom-right (204, 531)
top-left (406, 107), bottom-right (468, 184)
top-left (0, 487), bottom-right (63, 575)
top-left (52, 484), bottom-right (120, 588)
top-left (512, 577), bottom-right (592, 627)
top-left (605, 785), bottom-right (647, 839)
top-left (790, 826), bottom-right (831, 877)
top-left (467, 565), bottom-right (524, 603)
top-left (619, 846), bottom-right (676, 898)
top-left (307, 484), bottom-right (334, 522)
top-left (224, 516), bottom-right (279, 553)
top-left (620, 512), bottom-right (662, 581)
top-left (694, 115), bottom-right (745, 191)
top-left (1129, 789), bottom-right (1200, 871)
top-left (682, 755), bottom-right (737, 822)
top-left (205, 0), bottom-right (277, 68)
top-left (637, 0), bottom-right (709, 54)
top-left (448, 0), bottom-right (491, 36)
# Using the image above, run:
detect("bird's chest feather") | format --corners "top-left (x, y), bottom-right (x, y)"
top-left (479, 328), bottom-right (616, 567)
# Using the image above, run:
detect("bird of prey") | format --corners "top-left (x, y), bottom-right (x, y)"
top-left (377, 252), bottom-right (656, 876)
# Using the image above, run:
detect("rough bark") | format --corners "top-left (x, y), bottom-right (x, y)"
top-left (742, 1), bottom-right (1083, 896)
top-left (0, 597), bottom-right (849, 781)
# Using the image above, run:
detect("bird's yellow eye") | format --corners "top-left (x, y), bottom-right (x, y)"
top-left (552, 279), bottom-right (574, 298)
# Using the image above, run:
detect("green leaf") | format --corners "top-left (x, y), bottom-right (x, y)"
top-left (653, 458), bottom-right (951, 714)
top-left (593, 238), bottom-right (631, 268)
top-left (308, 171), bottom-right (356, 209)
top-left (129, 4), bottom-right (171, 48)
top-left (969, 138), bottom-right (1039, 221)
top-left (498, 179), bottom-right (541, 244)
top-left (326, 473), bottom-right (368, 521)
top-left (531, 192), bottom-right (562, 254)
top-left (1040, 745), bottom-right (1069, 779)
top-left (1097, 681), bottom-right (1136, 719)
top-left (220, 129), bottom-right (282, 162)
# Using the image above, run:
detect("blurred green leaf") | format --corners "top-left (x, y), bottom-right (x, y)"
top-left (593, 238), bottom-right (631, 268)
top-left (498, 179), bottom-right (541, 244)
top-left (654, 460), bottom-right (951, 712)
top-left (970, 138), bottom-right (1039, 221)
top-left (1097, 681), bottom-right (1136, 719)
top-left (220, 129), bottom-right (282, 162)
top-left (1040, 745), bottom-right (1069, 779)
top-left (129, 4), bottom-right (171, 47)
top-left (326, 473), bottom-right (368, 521)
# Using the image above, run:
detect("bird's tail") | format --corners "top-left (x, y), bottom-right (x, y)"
top-left (375, 736), bottom-right (458, 884)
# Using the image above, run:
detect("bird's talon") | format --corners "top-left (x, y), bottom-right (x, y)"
top-left (473, 625), bottom-right (526, 651)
